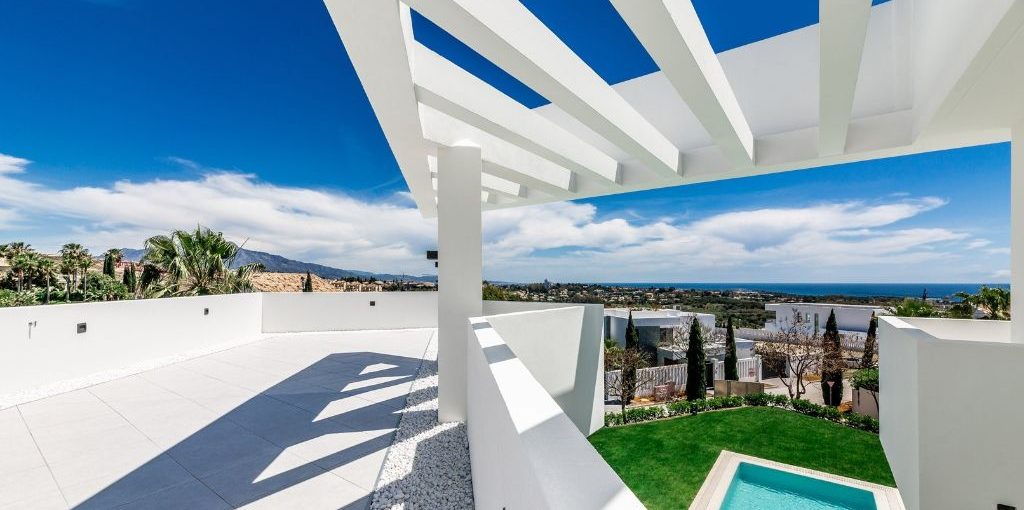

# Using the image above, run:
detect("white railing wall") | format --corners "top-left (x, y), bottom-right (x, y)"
top-left (262, 291), bottom-right (437, 332)
top-left (467, 308), bottom-right (643, 510)
top-left (879, 317), bottom-right (1022, 510)
top-left (606, 356), bottom-right (761, 399)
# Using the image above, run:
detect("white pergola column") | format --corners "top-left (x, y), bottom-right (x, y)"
top-left (1012, 122), bottom-right (1023, 342)
top-left (437, 144), bottom-right (483, 422)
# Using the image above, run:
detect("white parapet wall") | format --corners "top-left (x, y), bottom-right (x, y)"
top-left (0, 293), bottom-right (264, 405)
top-left (0, 291), bottom-right (440, 407)
top-left (261, 291), bottom-right (438, 333)
top-left (467, 306), bottom-right (644, 510)
top-left (482, 301), bottom-right (605, 435)
top-left (879, 316), bottom-right (1022, 510)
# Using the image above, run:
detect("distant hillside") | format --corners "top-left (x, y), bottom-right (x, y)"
top-left (119, 247), bottom-right (436, 283)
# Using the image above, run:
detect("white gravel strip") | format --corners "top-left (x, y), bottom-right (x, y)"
top-left (371, 332), bottom-right (474, 510)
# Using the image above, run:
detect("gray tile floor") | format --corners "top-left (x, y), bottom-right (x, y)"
top-left (0, 329), bottom-right (434, 509)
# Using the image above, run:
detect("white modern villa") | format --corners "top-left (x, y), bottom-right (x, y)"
top-left (764, 302), bottom-right (887, 339)
top-left (604, 308), bottom-right (717, 346)
top-left (3, 0), bottom-right (1024, 509)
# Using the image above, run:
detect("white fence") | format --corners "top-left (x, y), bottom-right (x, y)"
top-left (606, 356), bottom-right (761, 399)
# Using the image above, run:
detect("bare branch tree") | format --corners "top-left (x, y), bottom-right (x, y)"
top-left (605, 346), bottom-right (656, 416)
top-left (755, 313), bottom-right (823, 400)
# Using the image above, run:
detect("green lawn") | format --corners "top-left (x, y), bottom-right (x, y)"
top-left (588, 407), bottom-right (895, 509)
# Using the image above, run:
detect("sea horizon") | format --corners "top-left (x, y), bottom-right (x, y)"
top-left (590, 282), bottom-right (1010, 299)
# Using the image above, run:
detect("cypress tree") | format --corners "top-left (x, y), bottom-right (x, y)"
top-left (625, 311), bottom-right (640, 349)
top-left (302, 271), bottom-right (314, 292)
top-left (122, 264), bottom-right (137, 293)
top-left (724, 316), bottom-right (739, 381)
top-left (820, 310), bottom-right (844, 406)
top-left (861, 313), bottom-right (877, 368)
top-left (102, 253), bottom-right (115, 277)
top-left (685, 318), bottom-right (706, 400)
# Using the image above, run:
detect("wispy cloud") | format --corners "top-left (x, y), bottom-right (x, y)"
top-left (0, 152), bottom-right (1002, 281)
top-left (0, 154), bottom-right (29, 174)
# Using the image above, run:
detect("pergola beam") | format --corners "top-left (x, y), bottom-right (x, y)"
top-left (413, 44), bottom-right (620, 186)
top-left (420, 103), bottom-right (577, 196)
top-left (323, 0), bottom-right (436, 216)
top-left (405, 0), bottom-right (682, 180)
top-left (429, 156), bottom-right (527, 199)
top-left (612, 0), bottom-right (754, 169)
top-left (818, 0), bottom-right (873, 156)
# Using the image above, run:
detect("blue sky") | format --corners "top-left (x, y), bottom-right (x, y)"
top-left (0, 0), bottom-right (1010, 283)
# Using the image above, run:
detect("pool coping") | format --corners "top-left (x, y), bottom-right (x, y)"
top-left (689, 451), bottom-right (905, 510)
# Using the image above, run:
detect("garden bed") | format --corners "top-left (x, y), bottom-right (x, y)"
top-left (604, 392), bottom-right (879, 432)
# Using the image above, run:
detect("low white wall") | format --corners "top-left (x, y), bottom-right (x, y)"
top-left (879, 317), bottom-right (1023, 510)
top-left (467, 310), bottom-right (643, 510)
top-left (1, 291), bottom-right (440, 407)
top-left (0, 294), bottom-right (263, 404)
top-left (482, 301), bottom-right (604, 435)
top-left (262, 291), bottom-right (437, 332)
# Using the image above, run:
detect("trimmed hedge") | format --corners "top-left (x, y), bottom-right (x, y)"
top-left (604, 393), bottom-right (880, 433)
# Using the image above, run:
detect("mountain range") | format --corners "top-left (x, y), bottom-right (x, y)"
top-left (119, 248), bottom-right (437, 283)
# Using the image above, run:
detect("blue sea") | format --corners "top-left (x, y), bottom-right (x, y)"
top-left (599, 282), bottom-right (1010, 299)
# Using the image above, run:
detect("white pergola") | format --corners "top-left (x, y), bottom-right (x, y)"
top-left (325, 0), bottom-right (1024, 421)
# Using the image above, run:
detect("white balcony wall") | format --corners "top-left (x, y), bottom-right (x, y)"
top-left (467, 307), bottom-right (643, 510)
top-left (482, 301), bottom-right (605, 434)
top-left (261, 291), bottom-right (438, 333)
top-left (879, 317), bottom-right (1023, 510)
top-left (0, 294), bottom-right (263, 404)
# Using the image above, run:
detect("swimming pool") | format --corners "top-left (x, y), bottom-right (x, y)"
top-left (690, 451), bottom-right (904, 510)
top-left (721, 462), bottom-right (876, 509)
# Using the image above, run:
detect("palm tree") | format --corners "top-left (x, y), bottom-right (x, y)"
top-left (76, 248), bottom-right (93, 300)
top-left (3, 242), bottom-right (33, 291)
top-left (143, 226), bottom-right (262, 296)
top-left (60, 243), bottom-right (85, 293)
top-left (10, 252), bottom-right (34, 292)
top-left (953, 286), bottom-right (1011, 320)
top-left (889, 298), bottom-right (935, 318)
top-left (36, 257), bottom-right (59, 304)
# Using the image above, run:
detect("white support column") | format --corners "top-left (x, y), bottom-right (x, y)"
top-left (437, 144), bottom-right (483, 422)
top-left (1012, 122), bottom-right (1023, 342)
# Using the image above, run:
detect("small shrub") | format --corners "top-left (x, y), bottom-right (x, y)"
top-left (791, 398), bottom-right (824, 417)
top-left (743, 393), bottom-right (771, 407)
top-left (769, 394), bottom-right (791, 408)
top-left (819, 405), bottom-right (842, 422)
top-left (623, 405), bottom-right (665, 424)
top-left (667, 400), bottom-right (692, 416)
top-left (845, 412), bottom-right (880, 432)
top-left (605, 412), bottom-right (624, 427)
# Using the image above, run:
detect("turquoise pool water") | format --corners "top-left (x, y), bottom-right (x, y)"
top-left (721, 462), bottom-right (877, 510)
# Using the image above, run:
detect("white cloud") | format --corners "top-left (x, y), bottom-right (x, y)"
top-left (0, 208), bottom-right (18, 229)
top-left (0, 154), bottom-right (436, 273)
top-left (0, 152), bottom-right (996, 281)
top-left (0, 154), bottom-right (29, 174)
top-left (966, 239), bottom-right (992, 249)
